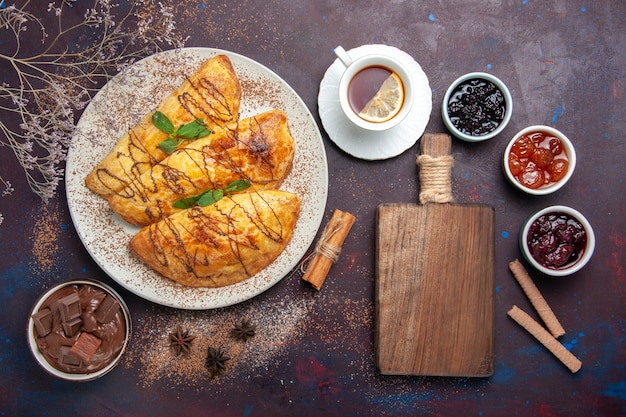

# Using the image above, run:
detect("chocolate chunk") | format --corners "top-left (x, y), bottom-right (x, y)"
top-left (62, 317), bottom-right (82, 338)
top-left (32, 308), bottom-right (53, 337)
top-left (70, 332), bottom-right (102, 363)
top-left (81, 312), bottom-right (99, 333)
top-left (94, 295), bottom-right (120, 324)
top-left (58, 346), bottom-right (82, 368)
top-left (57, 292), bottom-right (81, 322)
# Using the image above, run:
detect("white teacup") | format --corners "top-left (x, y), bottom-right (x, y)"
top-left (335, 45), bottom-right (414, 131)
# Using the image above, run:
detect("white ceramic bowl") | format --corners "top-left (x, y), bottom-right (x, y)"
top-left (521, 205), bottom-right (595, 277)
top-left (27, 279), bottom-right (131, 381)
top-left (503, 125), bottom-right (576, 195)
top-left (442, 72), bottom-right (512, 142)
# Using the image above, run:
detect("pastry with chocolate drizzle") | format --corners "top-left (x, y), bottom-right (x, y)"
top-left (107, 109), bottom-right (294, 226)
top-left (129, 190), bottom-right (300, 288)
top-left (85, 54), bottom-right (242, 198)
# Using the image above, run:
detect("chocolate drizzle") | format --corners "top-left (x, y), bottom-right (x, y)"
top-left (181, 75), bottom-right (237, 134)
top-left (87, 55), bottom-right (242, 198)
top-left (107, 110), bottom-right (294, 227)
top-left (132, 190), bottom-right (299, 287)
top-left (94, 127), bottom-right (158, 195)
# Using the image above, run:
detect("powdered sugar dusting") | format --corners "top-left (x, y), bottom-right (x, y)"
top-left (121, 275), bottom-right (377, 390)
top-left (123, 285), bottom-right (316, 389)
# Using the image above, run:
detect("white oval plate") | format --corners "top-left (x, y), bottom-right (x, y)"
top-left (318, 44), bottom-right (432, 160)
top-left (66, 47), bottom-right (328, 310)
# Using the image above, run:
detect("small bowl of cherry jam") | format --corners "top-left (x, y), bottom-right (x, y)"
top-left (504, 125), bottom-right (576, 195)
top-left (442, 72), bottom-right (512, 142)
top-left (521, 205), bottom-right (595, 277)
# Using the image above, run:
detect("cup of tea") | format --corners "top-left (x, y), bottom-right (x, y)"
top-left (334, 45), bottom-right (414, 131)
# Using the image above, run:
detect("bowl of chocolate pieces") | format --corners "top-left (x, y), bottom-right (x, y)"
top-left (27, 279), bottom-right (131, 381)
top-left (442, 72), bottom-right (512, 142)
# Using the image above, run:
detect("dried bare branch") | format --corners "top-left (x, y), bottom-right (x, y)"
top-left (0, 0), bottom-right (187, 201)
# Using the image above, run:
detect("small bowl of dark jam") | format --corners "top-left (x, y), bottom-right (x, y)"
top-left (442, 72), bottom-right (512, 142)
top-left (521, 206), bottom-right (595, 277)
top-left (27, 279), bottom-right (131, 381)
top-left (504, 125), bottom-right (576, 195)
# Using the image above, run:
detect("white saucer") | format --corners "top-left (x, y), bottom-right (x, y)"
top-left (318, 44), bottom-right (432, 160)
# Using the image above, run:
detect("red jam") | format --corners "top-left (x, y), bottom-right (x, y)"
top-left (508, 131), bottom-right (569, 189)
top-left (527, 211), bottom-right (587, 269)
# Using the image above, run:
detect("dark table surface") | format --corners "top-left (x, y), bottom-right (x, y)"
top-left (1, 1), bottom-right (625, 416)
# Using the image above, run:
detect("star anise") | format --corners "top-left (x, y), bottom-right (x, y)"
top-left (168, 325), bottom-right (196, 356)
top-left (230, 319), bottom-right (256, 342)
top-left (205, 346), bottom-right (231, 377)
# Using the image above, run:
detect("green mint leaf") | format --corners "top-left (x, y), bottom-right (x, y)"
top-left (158, 137), bottom-right (184, 154)
top-left (197, 127), bottom-right (213, 138)
top-left (172, 195), bottom-right (201, 209)
top-left (224, 179), bottom-right (251, 193)
top-left (152, 111), bottom-right (175, 134)
top-left (172, 179), bottom-right (249, 209)
top-left (198, 189), bottom-right (224, 207)
top-left (177, 119), bottom-right (212, 139)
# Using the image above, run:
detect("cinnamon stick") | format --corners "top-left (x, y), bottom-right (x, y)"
top-left (301, 209), bottom-right (355, 290)
top-left (509, 259), bottom-right (566, 338)
top-left (508, 305), bottom-right (582, 373)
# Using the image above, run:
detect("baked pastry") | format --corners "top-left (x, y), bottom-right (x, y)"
top-left (107, 109), bottom-right (295, 226)
top-left (85, 55), bottom-right (242, 198)
top-left (129, 190), bottom-right (301, 288)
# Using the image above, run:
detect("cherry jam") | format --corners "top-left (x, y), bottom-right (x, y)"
top-left (527, 211), bottom-right (587, 269)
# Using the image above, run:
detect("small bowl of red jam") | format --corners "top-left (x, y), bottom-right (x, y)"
top-left (521, 205), bottom-right (595, 277)
top-left (504, 125), bottom-right (576, 195)
top-left (442, 72), bottom-right (512, 142)
top-left (27, 279), bottom-right (131, 382)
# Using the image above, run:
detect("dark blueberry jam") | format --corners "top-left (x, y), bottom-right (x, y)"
top-left (527, 211), bottom-right (587, 269)
top-left (447, 77), bottom-right (506, 136)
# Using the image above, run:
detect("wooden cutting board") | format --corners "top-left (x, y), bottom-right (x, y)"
top-left (375, 133), bottom-right (495, 377)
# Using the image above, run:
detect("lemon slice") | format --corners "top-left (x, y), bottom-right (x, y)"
top-left (358, 72), bottom-right (404, 123)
